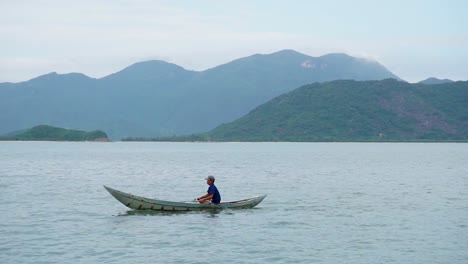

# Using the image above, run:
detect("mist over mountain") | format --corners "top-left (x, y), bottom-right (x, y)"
top-left (0, 50), bottom-right (400, 139)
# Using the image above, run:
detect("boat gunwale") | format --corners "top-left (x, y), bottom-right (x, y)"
top-left (104, 185), bottom-right (266, 209)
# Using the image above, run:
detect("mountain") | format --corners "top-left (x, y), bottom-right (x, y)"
top-left (418, 77), bottom-right (454, 85)
top-left (0, 125), bottom-right (109, 141)
top-left (205, 79), bottom-right (468, 141)
top-left (0, 50), bottom-right (400, 139)
top-left (157, 50), bottom-right (400, 136)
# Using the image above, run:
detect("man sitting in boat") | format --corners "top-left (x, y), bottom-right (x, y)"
top-left (197, 175), bottom-right (221, 204)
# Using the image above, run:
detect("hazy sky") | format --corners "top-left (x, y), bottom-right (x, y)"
top-left (1, 0), bottom-right (467, 83)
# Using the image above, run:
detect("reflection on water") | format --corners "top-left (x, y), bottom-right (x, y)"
top-left (120, 209), bottom-right (225, 218)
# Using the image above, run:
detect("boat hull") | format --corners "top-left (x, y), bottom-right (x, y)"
top-left (104, 186), bottom-right (266, 211)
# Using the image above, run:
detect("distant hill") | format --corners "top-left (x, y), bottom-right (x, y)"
top-left (0, 50), bottom-right (400, 139)
top-left (202, 79), bottom-right (468, 141)
top-left (0, 125), bottom-right (109, 141)
top-left (418, 77), bottom-right (454, 85)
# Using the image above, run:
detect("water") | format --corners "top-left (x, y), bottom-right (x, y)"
top-left (1, 142), bottom-right (467, 263)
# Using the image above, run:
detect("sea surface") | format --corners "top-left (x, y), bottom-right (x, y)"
top-left (1, 142), bottom-right (467, 263)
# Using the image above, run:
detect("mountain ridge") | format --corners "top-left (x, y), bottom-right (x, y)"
top-left (0, 50), bottom-right (402, 139)
top-left (418, 77), bottom-right (454, 85)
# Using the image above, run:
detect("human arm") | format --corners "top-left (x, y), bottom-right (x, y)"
top-left (197, 193), bottom-right (214, 203)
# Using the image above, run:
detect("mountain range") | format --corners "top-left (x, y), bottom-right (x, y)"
top-left (0, 50), bottom-right (399, 139)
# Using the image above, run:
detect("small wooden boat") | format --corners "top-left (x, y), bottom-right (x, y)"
top-left (104, 186), bottom-right (267, 211)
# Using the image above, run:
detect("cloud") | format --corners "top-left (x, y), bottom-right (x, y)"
top-left (1, 0), bottom-right (325, 81)
top-left (1, 0), bottom-right (467, 82)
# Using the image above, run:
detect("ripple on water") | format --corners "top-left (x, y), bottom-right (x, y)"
top-left (1, 142), bottom-right (467, 264)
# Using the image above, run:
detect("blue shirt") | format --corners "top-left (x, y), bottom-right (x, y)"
top-left (207, 184), bottom-right (221, 204)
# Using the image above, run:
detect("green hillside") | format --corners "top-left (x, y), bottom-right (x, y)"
top-left (0, 125), bottom-right (109, 141)
top-left (205, 79), bottom-right (468, 141)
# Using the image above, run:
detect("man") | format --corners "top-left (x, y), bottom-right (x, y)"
top-left (197, 175), bottom-right (221, 204)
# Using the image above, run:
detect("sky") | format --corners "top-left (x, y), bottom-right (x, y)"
top-left (1, 0), bottom-right (467, 83)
